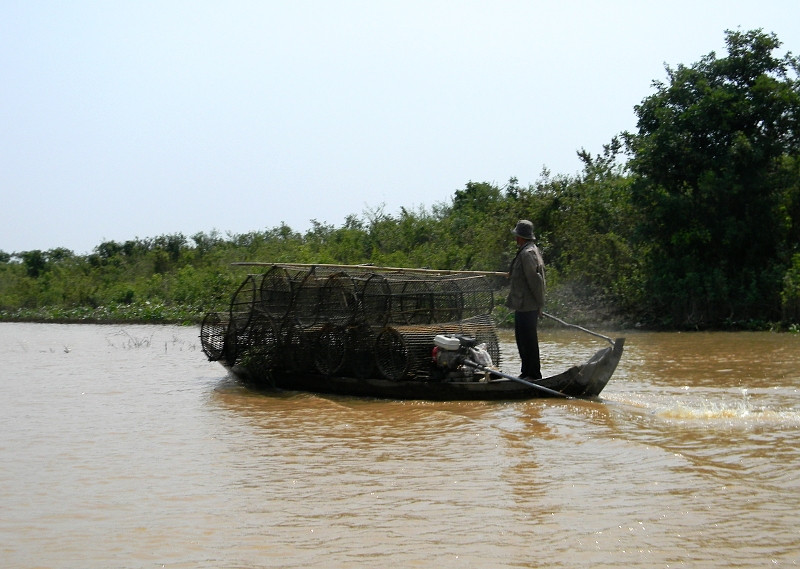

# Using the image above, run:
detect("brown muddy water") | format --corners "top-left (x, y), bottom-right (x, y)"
top-left (1, 323), bottom-right (799, 568)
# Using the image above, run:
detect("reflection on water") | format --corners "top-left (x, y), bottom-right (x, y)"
top-left (1, 323), bottom-right (799, 567)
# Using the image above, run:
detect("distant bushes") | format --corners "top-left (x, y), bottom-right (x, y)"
top-left (0, 156), bottom-right (645, 326)
top-left (0, 141), bottom-right (797, 330)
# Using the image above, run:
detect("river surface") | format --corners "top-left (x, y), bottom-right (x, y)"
top-left (1, 323), bottom-right (799, 568)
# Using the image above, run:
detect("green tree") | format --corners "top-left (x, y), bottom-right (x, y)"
top-left (19, 250), bottom-right (47, 278)
top-left (625, 29), bottom-right (800, 325)
top-left (782, 253), bottom-right (800, 323)
top-left (546, 139), bottom-right (643, 310)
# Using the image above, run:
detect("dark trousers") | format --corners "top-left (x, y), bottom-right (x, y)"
top-left (514, 311), bottom-right (541, 379)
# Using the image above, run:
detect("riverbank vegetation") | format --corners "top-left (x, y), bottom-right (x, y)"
top-left (2, 30), bottom-right (799, 330)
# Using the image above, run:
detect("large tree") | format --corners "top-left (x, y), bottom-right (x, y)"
top-left (626, 29), bottom-right (800, 326)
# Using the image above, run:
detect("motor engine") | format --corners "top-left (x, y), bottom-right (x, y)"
top-left (431, 334), bottom-right (494, 381)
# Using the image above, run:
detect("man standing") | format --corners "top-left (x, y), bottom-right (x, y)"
top-left (505, 220), bottom-right (546, 380)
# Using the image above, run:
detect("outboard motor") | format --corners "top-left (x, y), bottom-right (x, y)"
top-left (431, 334), bottom-right (494, 381)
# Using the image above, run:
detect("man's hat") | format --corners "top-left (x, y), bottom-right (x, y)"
top-left (511, 220), bottom-right (535, 240)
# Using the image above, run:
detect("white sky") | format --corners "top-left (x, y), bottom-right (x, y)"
top-left (2, 1), bottom-right (798, 254)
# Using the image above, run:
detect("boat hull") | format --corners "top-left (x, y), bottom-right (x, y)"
top-left (224, 338), bottom-right (625, 401)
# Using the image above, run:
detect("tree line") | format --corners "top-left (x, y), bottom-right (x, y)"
top-left (2, 30), bottom-right (799, 329)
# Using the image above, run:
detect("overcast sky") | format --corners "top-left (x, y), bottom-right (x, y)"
top-left (2, 1), bottom-right (798, 254)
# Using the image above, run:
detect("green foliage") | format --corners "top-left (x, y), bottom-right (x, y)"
top-left (0, 166), bottom-right (638, 325)
top-left (20, 250), bottom-right (47, 278)
top-left (546, 139), bottom-right (645, 311)
top-left (782, 253), bottom-right (800, 323)
top-left (625, 29), bottom-right (800, 326)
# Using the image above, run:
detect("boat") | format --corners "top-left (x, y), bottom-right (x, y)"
top-left (200, 263), bottom-right (625, 401)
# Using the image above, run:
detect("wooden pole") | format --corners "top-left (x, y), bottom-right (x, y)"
top-left (230, 261), bottom-right (508, 277)
top-left (542, 312), bottom-right (616, 346)
top-left (461, 359), bottom-right (571, 399)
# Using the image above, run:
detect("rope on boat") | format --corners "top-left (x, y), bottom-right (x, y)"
top-left (542, 312), bottom-right (615, 346)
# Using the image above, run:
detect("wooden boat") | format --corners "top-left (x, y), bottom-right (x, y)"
top-left (223, 337), bottom-right (624, 401)
top-left (201, 263), bottom-right (625, 401)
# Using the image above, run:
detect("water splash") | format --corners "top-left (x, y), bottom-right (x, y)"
top-left (657, 389), bottom-right (754, 420)
top-left (606, 388), bottom-right (800, 426)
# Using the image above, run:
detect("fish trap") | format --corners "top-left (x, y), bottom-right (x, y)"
top-left (345, 324), bottom-right (378, 379)
top-left (450, 276), bottom-right (494, 319)
top-left (356, 274), bottom-right (495, 326)
top-left (430, 277), bottom-right (463, 323)
top-left (200, 311), bottom-right (230, 361)
top-left (374, 315), bottom-right (501, 380)
top-left (374, 326), bottom-right (409, 380)
top-left (289, 267), bottom-right (343, 329)
top-left (229, 275), bottom-right (258, 334)
top-left (355, 273), bottom-right (392, 326)
top-left (387, 274), bottom-right (434, 325)
top-left (239, 312), bottom-right (283, 371)
top-left (259, 266), bottom-right (309, 320)
top-left (314, 323), bottom-right (348, 375)
top-left (216, 268), bottom-right (499, 381)
top-left (317, 272), bottom-right (359, 327)
top-left (284, 323), bottom-right (323, 373)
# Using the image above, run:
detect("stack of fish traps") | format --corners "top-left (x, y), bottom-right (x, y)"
top-left (200, 265), bottom-right (501, 381)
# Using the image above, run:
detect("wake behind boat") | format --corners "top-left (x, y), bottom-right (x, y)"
top-left (200, 263), bottom-right (624, 400)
